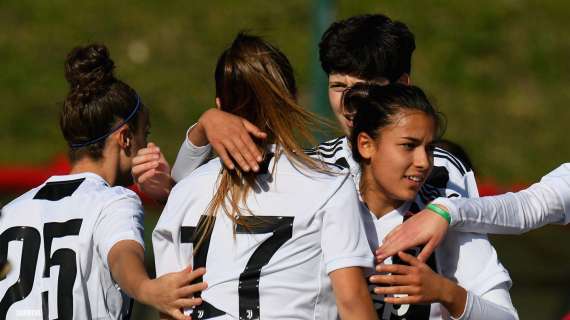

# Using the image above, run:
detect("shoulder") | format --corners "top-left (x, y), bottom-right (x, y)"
top-left (1, 186), bottom-right (43, 214)
top-left (432, 147), bottom-right (472, 177)
top-left (305, 136), bottom-right (351, 170)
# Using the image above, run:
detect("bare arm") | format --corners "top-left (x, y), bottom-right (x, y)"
top-left (108, 240), bottom-right (207, 320)
top-left (330, 267), bottom-right (378, 320)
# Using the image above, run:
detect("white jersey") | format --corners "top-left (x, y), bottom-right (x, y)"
top-left (0, 172), bottom-right (144, 320)
top-left (153, 149), bottom-right (373, 320)
top-left (434, 163), bottom-right (570, 234)
top-left (171, 134), bottom-right (516, 319)
top-left (311, 137), bottom-right (516, 320)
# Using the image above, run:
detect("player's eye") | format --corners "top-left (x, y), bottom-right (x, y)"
top-left (401, 143), bottom-right (416, 150)
top-left (329, 83), bottom-right (347, 92)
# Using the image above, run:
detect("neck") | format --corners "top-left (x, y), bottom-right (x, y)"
top-left (360, 169), bottom-right (404, 219)
top-left (69, 154), bottom-right (118, 186)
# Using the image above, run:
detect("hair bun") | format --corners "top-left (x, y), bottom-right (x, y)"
top-left (64, 44), bottom-right (115, 103)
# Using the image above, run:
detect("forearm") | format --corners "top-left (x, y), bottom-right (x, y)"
top-left (434, 182), bottom-right (566, 234)
top-left (438, 277), bottom-right (467, 318)
top-left (330, 267), bottom-right (377, 320)
top-left (108, 240), bottom-right (152, 305)
top-left (452, 285), bottom-right (518, 320)
top-left (171, 125), bottom-right (212, 182)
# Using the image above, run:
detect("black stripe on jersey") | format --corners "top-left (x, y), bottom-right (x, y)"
top-left (434, 147), bottom-right (473, 172)
top-left (315, 149), bottom-right (343, 159)
top-left (425, 166), bottom-right (451, 189)
top-left (319, 136), bottom-right (344, 147)
top-left (317, 139), bottom-right (344, 153)
top-left (33, 178), bottom-right (85, 201)
top-left (433, 149), bottom-right (468, 176)
top-left (122, 298), bottom-right (133, 320)
top-left (333, 157), bottom-right (350, 169)
top-left (180, 217), bottom-right (227, 319)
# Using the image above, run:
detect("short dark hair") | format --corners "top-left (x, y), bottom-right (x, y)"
top-left (61, 44), bottom-right (145, 162)
top-left (346, 83), bottom-right (445, 163)
top-left (319, 14), bottom-right (415, 82)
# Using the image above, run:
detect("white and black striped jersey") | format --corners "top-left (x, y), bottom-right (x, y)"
top-left (153, 148), bottom-right (373, 320)
top-left (309, 137), bottom-right (517, 320)
top-left (0, 172), bottom-right (144, 320)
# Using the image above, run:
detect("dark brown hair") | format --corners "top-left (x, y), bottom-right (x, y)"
top-left (60, 44), bottom-right (146, 162)
top-left (346, 83), bottom-right (446, 163)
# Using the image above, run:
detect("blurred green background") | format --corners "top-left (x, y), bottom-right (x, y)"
top-left (1, 0), bottom-right (568, 319)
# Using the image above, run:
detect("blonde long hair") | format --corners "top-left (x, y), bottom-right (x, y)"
top-left (194, 33), bottom-right (330, 250)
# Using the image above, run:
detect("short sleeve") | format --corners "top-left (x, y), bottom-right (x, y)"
top-left (94, 192), bottom-right (145, 269)
top-left (320, 177), bottom-right (374, 274)
top-left (152, 183), bottom-right (194, 276)
top-left (171, 124), bottom-right (213, 182)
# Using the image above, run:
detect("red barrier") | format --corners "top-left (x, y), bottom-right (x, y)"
top-left (0, 154), bottom-right (526, 204)
top-left (0, 155), bottom-right (152, 204)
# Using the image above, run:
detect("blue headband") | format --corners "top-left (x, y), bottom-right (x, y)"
top-left (70, 94), bottom-right (142, 148)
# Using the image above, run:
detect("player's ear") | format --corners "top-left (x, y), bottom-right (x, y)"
top-left (115, 124), bottom-right (133, 151)
top-left (215, 97), bottom-right (221, 109)
top-left (357, 132), bottom-right (376, 161)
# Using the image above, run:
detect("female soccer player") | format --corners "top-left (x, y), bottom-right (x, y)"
top-left (346, 83), bottom-right (518, 319)
top-left (0, 44), bottom-right (205, 320)
top-left (153, 33), bottom-right (376, 320)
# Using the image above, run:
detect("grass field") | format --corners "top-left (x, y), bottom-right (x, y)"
top-left (1, 0), bottom-right (569, 318)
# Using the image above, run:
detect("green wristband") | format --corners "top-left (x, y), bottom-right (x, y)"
top-left (426, 203), bottom-right (451, 225)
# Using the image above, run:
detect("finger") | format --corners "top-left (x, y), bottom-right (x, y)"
top-left (223, 141), bottom-right (250, 172)
top-left (398, 251), bottom-right (421, 267)
top-left (132, 160), bottom-right (160, 176)
top-left (214, 144), bottom-right (235, 170)
top-left (167, 309), bottom-right (189, 320)
top-left (133, 166), bottom-right (159, 184)
top-left (242, 119), bottom-right (268, 139)
top-left (373, 285), bottom-right (416, 296)
top-left (135, 169), bottom-right (159, 184)
top-left (176, 297), bottom-right (203, 309)
top-left (178, 282), bottom-right (208, 297)
top-left (383, 295), bottom-right (421, 305)
top-left (132, 151), bottom-right (160, 165)
top-left (241, 122), bottom-right (265, 163)
top-left (135, 147), bottom-right (160, 158)
top-left (375, 263), bottom-right (413, 275)
top-left (186, 267), bottom-right (207, 282)
top-left (369, 274), bottom-right (410, 286)
top-left (417, 240), bottom-right (437, 262)
top-left (234, 136), bottom-right (259, 171)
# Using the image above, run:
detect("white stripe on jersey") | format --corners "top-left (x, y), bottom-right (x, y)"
top-left (0, 172), bottom-right (144, 320)
top-left (153, 148), bottom-right (373, 320)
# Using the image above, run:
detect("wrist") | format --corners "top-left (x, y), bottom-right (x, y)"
top-left (438, 277), bottom-right (467, 318)
top-left (189, 117), bottom-right (209, 147)
top-left (134, 278), bottom-right (154, 306)
top-left (426, 203), bottom-right (451, 225)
